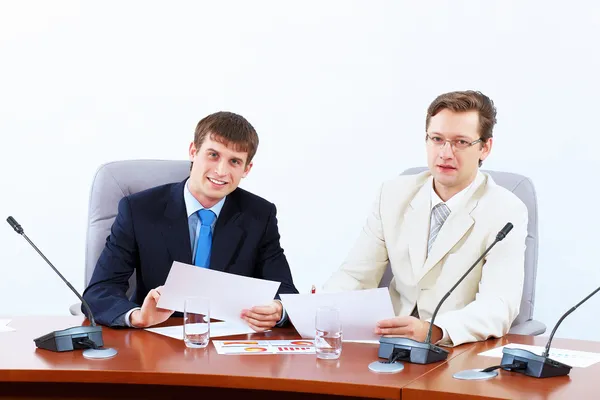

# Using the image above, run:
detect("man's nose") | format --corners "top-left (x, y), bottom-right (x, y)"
top-left (438, 141), bottom-right (455, 159)
top-left (214, 159), bottom-right (228, 176)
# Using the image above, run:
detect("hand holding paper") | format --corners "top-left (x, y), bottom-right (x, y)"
top-left (281, 288), bottom-right (395, 340)
top-left (157, 262), bottom-right (281, 325)
top-left (130, 285), bottom-right (175, 328)
top-left (241, 300), bottom-right (283, 332)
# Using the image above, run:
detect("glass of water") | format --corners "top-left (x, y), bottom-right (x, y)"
top-left (183, 296), bottom-right (210, 348)
top-left (315, 306), bottom-right (342, 360)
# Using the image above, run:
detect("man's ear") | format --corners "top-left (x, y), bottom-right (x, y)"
top-left (242, 162), bottom-right (253, 178)
top-left (480, 138), bottom-right (493, 162)
top-left (188, 142), bottom-right (197, 161)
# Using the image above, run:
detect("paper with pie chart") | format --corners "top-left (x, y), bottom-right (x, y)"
top-left (212, 340), bottom-right (316, 355)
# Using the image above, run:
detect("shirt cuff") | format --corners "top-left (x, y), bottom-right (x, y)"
top-left (430, 322), bottom-right (452, 346)
top-left (275, 305), bottom-right (287, 327)
top-left (436, 326), bottom-right (449, 344)
top-left (122, 307), bottom-right (141, 328)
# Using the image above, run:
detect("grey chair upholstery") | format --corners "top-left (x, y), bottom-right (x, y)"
top-left (70, 160), bottom-right (191, 315)
top-left (378, 167), bottom-right (546, 336)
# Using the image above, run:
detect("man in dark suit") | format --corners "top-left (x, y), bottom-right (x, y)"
top-left (82, 111), bottom-right (298, 329)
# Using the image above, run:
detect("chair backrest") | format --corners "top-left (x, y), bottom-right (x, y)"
top-left (84, 160), bottom-right (191, 295)
top-left (378, 168), bottom-right (538, 326)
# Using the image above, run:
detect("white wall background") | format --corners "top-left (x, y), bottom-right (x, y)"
top-left (1, 0), bottom-right (599, 341)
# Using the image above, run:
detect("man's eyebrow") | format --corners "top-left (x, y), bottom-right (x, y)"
top-left (454, 135), bottom-right (479, 141)
top-left (429, 132), bottom-right (474, 140)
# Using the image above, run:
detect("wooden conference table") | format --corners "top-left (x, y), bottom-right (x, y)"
top-left (0, 316), bottom-right (599, 399)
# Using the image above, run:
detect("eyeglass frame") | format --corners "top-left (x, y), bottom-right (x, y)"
top-left (425, 133), bottom-right (483, 151)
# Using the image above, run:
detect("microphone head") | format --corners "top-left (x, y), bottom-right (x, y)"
top-left (496, 222), bottom-right (513, 241)
top-left (6, 216), bottom-right (24, 234)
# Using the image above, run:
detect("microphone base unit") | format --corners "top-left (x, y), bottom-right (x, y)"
top-left (378, 337), bottom-right (449, 364)
top-left (35, 326), bottom-right (103, 351)
top-left (500, 348), bottom-right (572, 378)
top-left (6, 216), bottom-right (118, 360)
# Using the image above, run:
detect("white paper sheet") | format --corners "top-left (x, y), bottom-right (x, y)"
top-left (145, 321), bottom-right (256, 340)
top-left (478, 343), bottom-right (600, 368)
top-left (343, 339), bottom-right (380, 344)
top-left (156, 261), bottom-right (281, 324)
top-left (280, 288), bottom-right (395, 340)
top-left (0, 319), bottom-right (15, 333)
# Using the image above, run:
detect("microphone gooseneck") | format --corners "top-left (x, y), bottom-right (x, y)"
top-left (424, 222), bottom-right (514, 344)
top-left (542, 285), bottom-right (600, 357)
top-left (5, 216), bottom-right (97, 327)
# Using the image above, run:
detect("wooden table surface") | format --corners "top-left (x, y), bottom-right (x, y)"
top-left (0, 316), bottom-right (474, 399)
top-left (3, 317), bottom-right (599, 399)
top-left (402, 334), bottom-right (600, 400)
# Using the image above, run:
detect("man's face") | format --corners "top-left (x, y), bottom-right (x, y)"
top-left (426, 109), bottom-right (492, 199)
top-left (188, 135), bottom-right (252, 207)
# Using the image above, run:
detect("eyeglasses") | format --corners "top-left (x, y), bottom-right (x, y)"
top-left (425, 133), bottom-right (483, 151)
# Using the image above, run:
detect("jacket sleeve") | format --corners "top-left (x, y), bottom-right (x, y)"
top-left (82, 196), bottom-right (141, 327)
top-left (256, 203), bottom-right (298, 297)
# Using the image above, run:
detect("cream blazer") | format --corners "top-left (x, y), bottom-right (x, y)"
top-left (323, 171), bottom-right (528, 346)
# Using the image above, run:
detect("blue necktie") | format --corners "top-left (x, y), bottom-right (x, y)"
top-left (194, 209), bottom-right (216, 268)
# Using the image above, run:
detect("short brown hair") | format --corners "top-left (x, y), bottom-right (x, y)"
top-left (426, 90), bottom-right (497, 143)
top-left (426, 91), bottom-right (496, 167)
top-left (194, 111), bottom-right (259, 165)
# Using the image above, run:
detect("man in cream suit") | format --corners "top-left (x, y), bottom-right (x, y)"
top-left (323, 90), bottom-right (528, 347)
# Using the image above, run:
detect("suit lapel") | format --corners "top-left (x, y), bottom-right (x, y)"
top-left (210, 191), bottom-right (245, 272)
top-left (406, 181), bottom-right (432, 278)
top-left (161, 181), bottom-right (193, 265)
top-left (417, 175), bottom-right (487, 281)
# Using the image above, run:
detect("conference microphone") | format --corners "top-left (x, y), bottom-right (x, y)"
top-left (6, 216), bottom-right (117, 359)
top-left (374, 223), bottom-right (514, 369)
top-left (492, 285), bottom-right (600, 378)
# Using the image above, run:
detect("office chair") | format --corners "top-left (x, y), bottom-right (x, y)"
top-left (70, 160), bottom-right (191, 315)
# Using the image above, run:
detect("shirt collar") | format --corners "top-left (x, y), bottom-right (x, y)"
top-left (430, 170), bottom-right (484, 212)
top-left (184, 179), bottom-right (226, 218)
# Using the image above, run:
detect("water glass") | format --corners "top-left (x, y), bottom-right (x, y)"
top-left (315, 306), bottom-right (342, 359)
top-left (183, 296), bottom-right (210, 348)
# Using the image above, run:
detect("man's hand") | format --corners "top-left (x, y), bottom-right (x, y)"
top-left (241, 300), bottom-right (283, 332)
top-left (374, 316), bottom-right (443, 343)
top-left (130, 286), bottom-right (174, 328)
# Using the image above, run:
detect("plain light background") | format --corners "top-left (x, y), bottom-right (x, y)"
top-left (1, 0), bottom-right (598, 341)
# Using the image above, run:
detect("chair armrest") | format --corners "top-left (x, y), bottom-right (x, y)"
top-left (69, 302), bottom-right (83, 316)
top-left (508, 319), bottom-right (546, 336)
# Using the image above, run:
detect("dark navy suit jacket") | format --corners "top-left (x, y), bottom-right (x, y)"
top-left (82, 179), bottom-right (298, 326)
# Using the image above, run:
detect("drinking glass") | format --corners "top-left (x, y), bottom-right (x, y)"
top-left (183, 296), bottom-right (210, 348)
top-left (315, 306), bottom-right (342, 359)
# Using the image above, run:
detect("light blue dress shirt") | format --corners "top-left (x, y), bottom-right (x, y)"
top-left (183, 179), bottom-right (226, 263)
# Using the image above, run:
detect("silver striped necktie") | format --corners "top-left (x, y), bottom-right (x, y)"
top-left (427, 203), bottom-right (451, 255)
